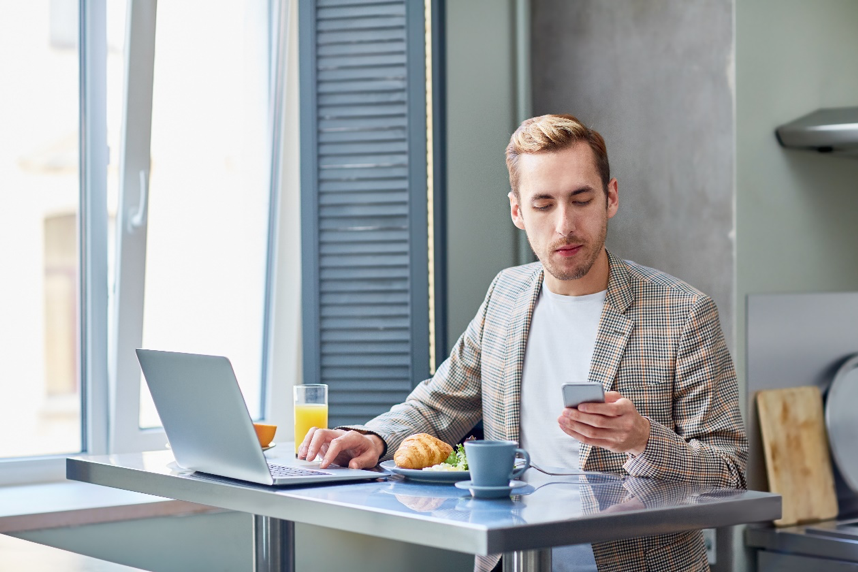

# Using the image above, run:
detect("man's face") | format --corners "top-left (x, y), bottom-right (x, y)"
top-left (509, 142), bottom-right (618, 294)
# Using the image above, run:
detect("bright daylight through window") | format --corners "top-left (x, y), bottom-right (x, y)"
top-left (0, 1), bottom-right (125, 460)
top-left (134, 1), bottom-right (273, 428)
top-left (1, 0), bottom-right (281, 471)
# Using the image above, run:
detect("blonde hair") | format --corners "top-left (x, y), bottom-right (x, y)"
top-left (505, 114), bottom-right (610, 198)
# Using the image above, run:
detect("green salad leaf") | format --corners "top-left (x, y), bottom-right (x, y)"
top-left (443, 444), bottom-right (468, 470)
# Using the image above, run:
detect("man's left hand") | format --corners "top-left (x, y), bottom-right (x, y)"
top-left (557, 391), bottom-right (651, 456)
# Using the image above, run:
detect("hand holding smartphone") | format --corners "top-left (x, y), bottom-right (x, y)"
top-left (561, 382), bottom-right (605, 408)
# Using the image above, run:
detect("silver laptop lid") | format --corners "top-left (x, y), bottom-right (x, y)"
top-left (136, 349), bottom-right (383, 487)
top-left (136, 349), bottom-right (276, 485)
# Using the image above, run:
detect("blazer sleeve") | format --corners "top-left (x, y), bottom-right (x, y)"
top-left (623, 295), bottom-right (748, 489)
top-left (341, 275), bottom-right (500, 461)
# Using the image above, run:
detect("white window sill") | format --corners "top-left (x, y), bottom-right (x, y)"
top-left (0, 533), bottom-right (144, 571)
top-left (0, 481), bottom-right (222, 534)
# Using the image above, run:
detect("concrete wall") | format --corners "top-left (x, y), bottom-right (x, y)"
top-left (530, 0), bottom-right (736, 351)
top-left (735, 0), bottom-right (858, 409)
top-left (445, 0), bottom-right (521, 350)
top-left (528, 5), bottom-right (739, 569)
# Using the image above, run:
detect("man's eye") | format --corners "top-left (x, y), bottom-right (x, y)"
top-left (532, 204), bottom-right (551, 211)
top-left (573, 199), bottom-right (593, 206)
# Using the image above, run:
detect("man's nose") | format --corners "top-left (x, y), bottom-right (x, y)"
top-left (555, 207), bottom-right (576, 236)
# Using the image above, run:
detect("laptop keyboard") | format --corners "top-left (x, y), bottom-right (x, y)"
top-left (268, 463), bottom-right (332, 478)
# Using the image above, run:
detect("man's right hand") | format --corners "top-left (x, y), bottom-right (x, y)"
top-left (297, 428), bottom-right (385, 470)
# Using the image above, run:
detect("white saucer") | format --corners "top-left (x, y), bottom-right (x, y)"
top-left (454, 479), bottom-right (527, 499)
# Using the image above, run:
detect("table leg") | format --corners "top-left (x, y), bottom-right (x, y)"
top-left (253, 515), bottom-right (295, 572)
top-left (502, 548), bottom-right (551, 572)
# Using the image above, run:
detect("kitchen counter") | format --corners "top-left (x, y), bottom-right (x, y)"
top-left (747, 518), bottom-right (858, 571)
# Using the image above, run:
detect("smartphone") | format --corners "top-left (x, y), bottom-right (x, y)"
top-left (561, 382), bottom-right (605, 408)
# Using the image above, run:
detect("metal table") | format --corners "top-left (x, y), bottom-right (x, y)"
top-left (67, 449), bottom-right (780, 572)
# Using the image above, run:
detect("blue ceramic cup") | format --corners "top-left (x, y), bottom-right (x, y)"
top-left (464, 440), bottom-right (530, 487)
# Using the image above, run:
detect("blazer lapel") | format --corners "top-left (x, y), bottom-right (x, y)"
top-left (501, 267), bottom-right (543, 444)
top-left (581, 251), bottom-right (635, 467)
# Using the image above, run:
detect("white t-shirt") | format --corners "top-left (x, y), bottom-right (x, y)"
top-left (519, 283), bottom-right (605, 571)
top-left (520, 284), bottom-right (606, 470)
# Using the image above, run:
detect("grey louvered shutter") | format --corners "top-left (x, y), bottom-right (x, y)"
top-left (299, 0), bottom-right (437, 427)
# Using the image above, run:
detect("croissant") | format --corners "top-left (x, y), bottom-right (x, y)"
top-left (394, 433), bottom-right (453, 469)
top-left (394, 494), bottom-right (445, 512)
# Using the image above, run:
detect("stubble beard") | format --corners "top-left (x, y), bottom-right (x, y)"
top-left (529, 220), bottom-right (608, 283)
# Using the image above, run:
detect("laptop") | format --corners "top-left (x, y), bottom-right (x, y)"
top-left (136, 349), bottom-right (382, 486)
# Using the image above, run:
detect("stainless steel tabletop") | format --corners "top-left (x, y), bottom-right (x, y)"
top-left (67, 449), bottom-right (780, 557)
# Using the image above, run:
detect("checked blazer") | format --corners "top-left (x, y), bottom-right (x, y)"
top-left (352, 251), bottom-right (748, 572)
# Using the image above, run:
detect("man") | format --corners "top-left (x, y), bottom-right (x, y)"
top-left (299, 114), bottom-right (747, 572)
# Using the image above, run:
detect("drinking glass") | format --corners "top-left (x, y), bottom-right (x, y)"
top-left (294, 384), bottom-right (328, 455)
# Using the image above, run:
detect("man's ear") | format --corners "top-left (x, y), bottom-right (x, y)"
top-left (606, 178), bottom-right (619, 219)
top-left (509, 191), bottom-right (526, 230)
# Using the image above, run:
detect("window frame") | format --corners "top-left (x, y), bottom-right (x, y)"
top-left (109, 0), bottom-right (162, 453)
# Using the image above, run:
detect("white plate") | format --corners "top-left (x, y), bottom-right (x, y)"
top-left (262, 443), bottom-right (276, 451)
top-left (826, 353), bottom-right (858, 493)
top-left (380, 460), bottom-right (469, 483)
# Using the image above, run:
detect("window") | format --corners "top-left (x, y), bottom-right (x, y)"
top-left (0, 0), bottom-right (439, 483)
top-left (0, 0), bottom-right (119, 469)
top-left (136, 1), bottom-right (273, 427)
top-left (0, 0), bottom-right (292, 484)
top-left (0, 0), bottom-right (82, 460)
top-left (112, 0), bottom-right (287, 451)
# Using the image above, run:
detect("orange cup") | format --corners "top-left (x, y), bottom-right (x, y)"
top-left (253, 423), bottom-right (277, 448)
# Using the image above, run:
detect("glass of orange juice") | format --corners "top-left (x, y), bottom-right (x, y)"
top-left (294, 384), bottom-right (328, 455)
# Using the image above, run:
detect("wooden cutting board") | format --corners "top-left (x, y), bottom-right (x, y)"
top-left (756, 386), bottom-right (838, 526)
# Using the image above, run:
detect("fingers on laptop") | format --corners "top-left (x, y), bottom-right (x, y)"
top-left (320, 431), bottom-right (374, 469)
top-left (319, 432), bottom-right (351, 468)
top-left (302, 428), bottom-right (343, 465)
top-left (347, 446), bottom-right (378, 469)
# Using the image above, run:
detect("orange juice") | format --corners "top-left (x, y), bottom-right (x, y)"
top-left (294, 403), bottom-right (328, 454)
